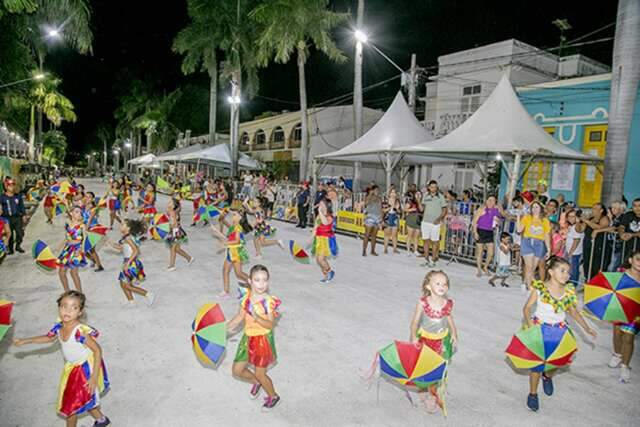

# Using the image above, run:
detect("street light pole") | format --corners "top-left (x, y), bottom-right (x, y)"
top-left (227, 85), bottom-right (241, 178)
top-left (353, 0), bottom-right (365, 193)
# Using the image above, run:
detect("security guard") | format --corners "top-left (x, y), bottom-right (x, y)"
top-left (0, 177), bottom-right (26, 254)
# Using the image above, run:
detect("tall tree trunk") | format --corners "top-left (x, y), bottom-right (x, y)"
top-left (298, 45), bottom-right (310, 180)
top-left (353, 0), bottom-right (365, 192)
top-left (229, 69), bottom-right (241, 177)
top-left (602, 0), bottom-right (640, 205)
top-left (209, 49), bottom-right (218, 145)
top-left (28, 105), bottom-right (36, 161)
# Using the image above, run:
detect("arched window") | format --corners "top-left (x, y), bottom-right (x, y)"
top-left (289, 123), bottom-right (302, 148)
top-left (270, 126), bottom-right (285, 149)
top-left (254, 129), bottom-right (267, 150)
top-left (239, 132), bottom-right (250, 151)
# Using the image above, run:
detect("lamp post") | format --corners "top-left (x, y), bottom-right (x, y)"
top-left (113, 149), bottom-right (120, 173)
top-left (0, 73), bottom-right (45, 90)
top-left (227, 89), bottom-right (241, 178)
top-left (124, 140), bottom-right (132, 173)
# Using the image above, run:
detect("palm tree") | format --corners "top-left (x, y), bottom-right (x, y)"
top-left (601, 0), bottom-right (640, 205)
top-left (41, 129), bottom-right (67, 165)
top-left (250, 0), bottom-right (347, 179)
top-left (173, 0), bottom-right (226, 146)
top-left (132, 90), bottom-right (182, 153)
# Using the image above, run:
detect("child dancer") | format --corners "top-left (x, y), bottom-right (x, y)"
top-left (244, 199), bottom-right (284, 258)
top-left (410, 270), bottom-right (458, 413)
top-left (43, 182), bottom-right (56, 224)
top-left (57, 206), bottom-right (88, 292)
top-left (489, 232), bottom-right (512, 287)
top-left (227, 264), bottom-right (281, 410)
top-left (83, 193), bottom-right (104, 272)
top-left (210, 208), bottom-right (251, 297)
top-left (106, 181), bottom-right (122, 229)
top-left (519, 256), bottom-right (597, 412)
top-left (311, 199), bottom-right (338, 284)
top-left (141, 183), bottom-right (157, 226)
top-left (13, 291), bottom-right (111, 427)
top-left (166, 198), bottom-right (194, 271)
top-left (108, 219), bottom-right (155, 307)
top-left (608, 250), bottom-right (640, 383)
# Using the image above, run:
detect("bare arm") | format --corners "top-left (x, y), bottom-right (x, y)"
top-left (567, 306), bottom-right (597, 338)
top-left (83, 334), bottom-right (103, 394)
top-left (13, 334), bottom-right (56, 346)
top-left (523, 290), bottom-right (538, 328)
top-left (226, 308), bottom-right (245, 335)
top-left (447, 315), bottom-right (458, 345)
top-left (410, 303), bottom-right (422, 344)
top-left (252, 310), bottom-right (275, 330)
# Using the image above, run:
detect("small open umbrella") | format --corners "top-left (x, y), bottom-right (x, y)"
top-left (32, 240), bottom-right (58, 271)
top-left (89, 225), bottom-right (109, 236)
top-left (206, 204), bottom-right (220, 220)
top-left (149, 213), bottom-right (170, 240)
top-left (379, 341), bottom-right (447, 388)
top-left (51, 181), bottom-right (76, 195)
top-left (83, 230), bottom-right (105, 253)
top-left (191, 303), bottom-right (226, 366)
top-left (54, 202), bottom-right (67, 216)
top-left (193, 204), bottom-right (208, 224)
top-left (289, 240), bottom-right (310, 264)
top-left (0, 300), bottom-right (13, 342)
top-left (584, 272), bottom-right (640, 323)
top-left (505, 324), bottom-right (577, 372)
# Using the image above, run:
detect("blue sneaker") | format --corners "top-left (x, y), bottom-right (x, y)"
top-left (526, 393), bottom-right (539, 412)
top-left (542, 374), bottom-right (554, 396)
top-left (319, 277), bottom-right (328, 284)
top-left (326, 270), bottom-right (335, 283)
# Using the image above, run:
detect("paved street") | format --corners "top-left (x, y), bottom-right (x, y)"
top-left (0, 179), bottom-right (638, 427)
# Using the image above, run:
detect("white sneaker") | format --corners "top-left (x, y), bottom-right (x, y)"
top-left (406, 251), bottom-right (413, 257)
top-left (414, 251), bottom-right (421, 257)
top-left (145, 291), bottom-right (156, 307)
top-left (187, 257), bottom-right (195, 266)
top-left (608, 353), bottom-right (623, 368)
top-left (167, 266), bottom-right (177, 272)
top-left (277, 239), bottom-right (285, 250)
top-left (255, 255), bottom-right (263, 260)
top-left (620, 365), bottom-right (631, 383)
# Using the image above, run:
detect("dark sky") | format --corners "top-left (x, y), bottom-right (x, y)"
top-left (46, 0), bottom-right (618, 162)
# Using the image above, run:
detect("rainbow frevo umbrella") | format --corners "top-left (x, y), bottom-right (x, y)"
top-left (505, 324), bottom-right (577, 372)
top-left (191, 303), bottom-right (226, 366)
top-left (83, 230), bottom-right (105, 253)
top-left (289, 240), bottom-right (310, 264)
top-left (584, 272), bottom-right (640, 323)
top-left (149, 213), bottom-right (170, 240)
top-left (32, 239), bottom-right (58, 271)
top-left (378, 341), bottom-right (447, 388)
top-left (54, 201), bottom-right (67, 216)
top-left (206, 204), bottom-right (220, 220)
top-left (51, 181), bottom-right (76, 195)
top-left (0, 300), bottom-right (14, 342)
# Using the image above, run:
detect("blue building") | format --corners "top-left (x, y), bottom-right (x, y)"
top-left (509, 73), bottom-right (640, 207)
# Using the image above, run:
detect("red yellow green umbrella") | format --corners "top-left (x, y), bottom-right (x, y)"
top-left (505, 324), bottom-right (577, 372)
top-left (32, 239), bottom-right (58, 272)
top-left (584, 272), bottom-right (640, 323)
top-left (191, 303), bottom-right (226, 366)
top-left (51, 181), bottom-right (76, 195)
top-left (289, 240), bottom-right (310, 264)
top-left (83, 230), bottom-right (105, 253)
top-left (206, 204), bottom-right (220, 220)
top-left (149, 213), bottom-right (170, 240)
top-left (0, 300), bottom-right (14, 342)
top-left (54, 201), bottom-right (67, 216)
top-left (89, 224), bottom-right (109, 236)
top-left (379, 341), bottom-right (447, 388)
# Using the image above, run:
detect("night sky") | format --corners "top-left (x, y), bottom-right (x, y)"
top-left (45, 0), bottom-right (618, 162)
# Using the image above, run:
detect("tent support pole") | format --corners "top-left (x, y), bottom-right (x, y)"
top-left (385, 153), bottom-right (393, 193)
top-left (506, 153), bottom-right (522, 207)
top-left (353, 161), bottom-right (362, 192)
top-left (312, 159), bottom-right (318, 189)
top-left (483, 161), bottom-right (489, 200)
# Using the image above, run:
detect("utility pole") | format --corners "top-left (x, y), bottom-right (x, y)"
top-left (408, 53), bottom-right (417, 113)
top-left (353, 0), bottom-right (365, 193)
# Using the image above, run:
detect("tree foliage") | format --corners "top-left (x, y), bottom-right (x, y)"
top-left (41, 129), bottom-right (67, 165)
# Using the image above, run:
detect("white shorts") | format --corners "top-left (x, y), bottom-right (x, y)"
top-left (421, 222), bottom-right (441, 241)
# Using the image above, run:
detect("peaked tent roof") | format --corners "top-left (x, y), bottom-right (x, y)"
top-left (395, 75), bottom-right (601, 163)
top-left (172, 143), bottom-right (261, 170)
top-left (128, 153), bottom-right (156, 165)
top-left (155, 144), bottom-right (208, 162)
top-left (315, 92), bottom-right (436, 163)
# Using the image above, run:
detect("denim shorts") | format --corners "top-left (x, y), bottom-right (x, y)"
top-left (521, 237), bottom-right (547, 259)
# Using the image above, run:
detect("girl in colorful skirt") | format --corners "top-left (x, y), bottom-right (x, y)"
top-left (83, 193), bottom-right (105, 273)
top-left (410, 270), bottom-right (458, 414)
top-left (244, 199), bottom-right (284, 258)
top-left (57, 206), bottom-right (87, 293)
top-left (166, 198), bottom-right (194, 271)
top-left (227, 264), bottom-right (281, 411)
top-left (190, 183), bottom-right (206, 227)
top-left (106, 181), bottom-right (122, 229)
top-left (107, 218), bottom-right (155, 307)
top-left (13, 291), bottom-right (111, 427)
top-left (608, 249), bottom-right (640, 383)
top-left (141, 183), bottom-right (157, 225)
top-left (312, 198), bottom-right (338, 284)
top-left (121, 179), bottom-right (135, 212)
top-left (518, 256), bottom-right (596, 412)
top-left (0, 213), bottom-right (9, 263)
top-left (211, 208), bottom-right (252, 298)
top-left (44, 182), bottom-right (56, 224)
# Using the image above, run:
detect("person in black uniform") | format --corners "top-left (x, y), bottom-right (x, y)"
top-left (0, 177), bottom-right (26, 254)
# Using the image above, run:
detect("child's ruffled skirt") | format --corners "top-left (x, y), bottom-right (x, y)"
top-left (118, 257), bottom-right (145, 284)
top-left (233, 332), bottom-right (277, 368)
top-left (57, 243), bottom-right (87, 269)
top-left (57, 354), bottom-right (110, 417)
top-left (226, 244), bottom-right (249, 263)
top-left (311, 235), bottom-right (338, 258)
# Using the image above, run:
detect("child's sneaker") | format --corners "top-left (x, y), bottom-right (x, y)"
top-left (326, 270), bottom-right (335, 283)
top-left (526, 393), bottom-right (539, 412)
top-left (250, 383), bottom-right (262, 399)
top-left (145, 292), bottom-right (156, 307)
top-left (319, 277), bottom-right (328, 284)
top-left (262, 395), bottom-right (280, 411)
top-left (93, 416), bottom-right (111, 427)
top-left (608, 353), bottom-right (622, 368)
top-left (277, 239), bottom-right (285, 250)
top-left (188, 257), bottom-right (195, 266)
top-left (541, 374), bottom-right (553, 396)
top-left (620, 365), bottom-right (631, 383)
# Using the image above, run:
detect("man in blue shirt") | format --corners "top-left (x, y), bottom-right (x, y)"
top-left (296, 182), bottom-right (310, 228)
top-left (0, 178), bottom-right (26, 254)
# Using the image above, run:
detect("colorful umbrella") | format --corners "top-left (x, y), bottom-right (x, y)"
top-left (54, 202), bottom-right (67, 216)
top-left (89, 225), bottom-right (109, 236)
top-left (149, 213), bottom-right (170, 240)
top-left (289, 240), bottom-right (310, 264)
top-left (584, 272), bottom-right (640, 323)
top-left (96, 197), bottom-right (108, 210)
top-left (0, 300), bottom-right (14, 342)
top-left (51, 181), bottom-right (76, 195)
top-left (191, 303), bottom-right (226, 366)
top-left (505, 324), bottom-right (577, 372)
top-left (32, 239), bottom-right (58, 272)
top-left (83, 230), bottom-right (105, 253)
top-left (193, 204), bottom-right (208, 224)
top-left (379, 341), bottom-right (447, 388)
top-left (206, 204), bottom-right (220, 220)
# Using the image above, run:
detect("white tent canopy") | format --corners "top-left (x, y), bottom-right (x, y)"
top-left (155, 144), bottom-right (208, 162)
top-left (128, 153), bottom-right (156, 165)
top-left (171, 143), bottom-right (261, 170)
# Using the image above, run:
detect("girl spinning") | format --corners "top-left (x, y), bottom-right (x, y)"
top-left (227, 264), bottom-right (281, 411)
top-left (56, 206), bottom-right (88, 293)
top-left (518, 256), bottom-right (597, 412)
top-left (106, 181), bottom-right (122, 229)
top-left (107, 218), bottom-right (155, 307)
top-left (244, 198), bottom-right (284, 258)
top-left (166, 198), bottom-right (194, 271)
top-left (13, 291), bottom-right (111, 427)
top-left (210, 208), bottom-right (252, 298)
top-left (410, 270), bottom-right (458, 414)
top-left (311, 198), bottom-right (338, 284)
top-left (141, 183), bottom-right (157, 228)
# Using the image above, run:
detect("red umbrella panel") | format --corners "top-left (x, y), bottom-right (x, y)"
top-left (0, 300), bottom-right (14, 342)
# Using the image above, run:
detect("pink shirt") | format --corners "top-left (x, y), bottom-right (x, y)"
top-left (551, 232), bottom-right (565, 257)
